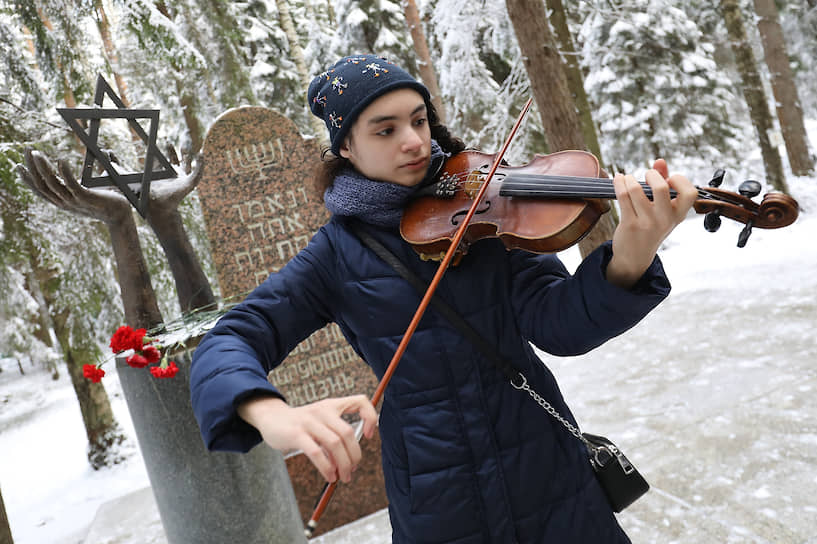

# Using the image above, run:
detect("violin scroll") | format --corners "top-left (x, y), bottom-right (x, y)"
top-left (694, 170), bottom-right (799, 247)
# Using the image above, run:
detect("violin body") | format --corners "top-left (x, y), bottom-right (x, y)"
top-left (401, 150), bottom-right (609, 257)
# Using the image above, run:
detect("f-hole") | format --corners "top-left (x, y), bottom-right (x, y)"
top-left (451, 200), bottom-right (491, 225)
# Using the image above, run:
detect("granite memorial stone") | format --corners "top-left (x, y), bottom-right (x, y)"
top-left (197, 106), bottom-right (388, 536)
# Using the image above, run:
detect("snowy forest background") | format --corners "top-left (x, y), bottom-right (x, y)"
top-left (0, 0), bottom-right (816, 541)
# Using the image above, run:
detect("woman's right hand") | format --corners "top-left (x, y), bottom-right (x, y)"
top-left (237, 395), bottom-right (378, 484)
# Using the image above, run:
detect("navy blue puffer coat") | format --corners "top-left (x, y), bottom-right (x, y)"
top-left (190, 216), bottom-right (670, 543)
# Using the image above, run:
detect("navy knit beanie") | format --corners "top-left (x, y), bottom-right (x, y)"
top-left (308, 54), bottom-right (431, 156)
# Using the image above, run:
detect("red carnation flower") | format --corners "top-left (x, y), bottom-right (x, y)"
top-left (150, 361), bottom-right (179, 379)
top-left (110, 326), bottom-right (148, 353)
top-left (142, 345), bottom-right (162, 364)
top-left (133, 328), bottom-right (148, 346)
top-left (126, 353), bottom-right (150, 368)
top-left (83, 364), bottom-right (106, 383)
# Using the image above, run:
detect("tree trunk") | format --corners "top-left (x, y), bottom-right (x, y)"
top-left (93, 0), bottom-right (130, 107)
top-left (753, 0), bottom-right (814, 175)
top-left (176, 78), bottom-right (205, 171)
top-left (275, 0), bottom-right (328, 145)
top-left (545, 0), bottom-right (603, 165)
top-left (0, 486), bottom-right (12, 544)
top-left (505, 0), bottom-right (616, 258)
top-left (720, 0), bottom-right (789, 193)
top-left (23, 263), bottom-right (60, 379)
top-left (403, 0), bottom-right (446, 123)
top-left (35, 8), bottom-right (78, 110)
top-left (56, 314), bottom-right (126, 469)
top-left (38, 257), bottom-right (127, 470)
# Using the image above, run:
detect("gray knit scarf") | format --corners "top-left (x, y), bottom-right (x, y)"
top-left (324, 140), bottom-right (447, 227)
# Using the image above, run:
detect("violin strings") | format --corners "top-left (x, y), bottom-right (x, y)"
top-left (447, 171), bottom-right (734, 203)
top-left (494, 175), bottom-right (724, 201)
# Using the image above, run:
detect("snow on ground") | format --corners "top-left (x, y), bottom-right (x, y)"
top-left (0, 169), bottom-right (815, 544)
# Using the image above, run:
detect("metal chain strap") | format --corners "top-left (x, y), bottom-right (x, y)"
top-left (511, 372), bottom-right (594, 450)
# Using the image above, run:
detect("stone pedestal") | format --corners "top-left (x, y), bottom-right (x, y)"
top-left (116, 350), bottom-right (305, 544)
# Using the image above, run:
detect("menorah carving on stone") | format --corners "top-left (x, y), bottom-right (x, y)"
top-left (225, 139), bottom-right (286, 182)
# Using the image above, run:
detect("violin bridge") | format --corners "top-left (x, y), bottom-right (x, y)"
top-left (464, 170), bottom-right (485, 199)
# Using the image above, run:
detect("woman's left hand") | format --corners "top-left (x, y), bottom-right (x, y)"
top-left (606, 158), bottom-right (698, 289)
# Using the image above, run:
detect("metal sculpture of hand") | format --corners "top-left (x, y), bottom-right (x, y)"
top-left (19, 148), bottom-right (215, 316)
top-left (18, 148), bottom-right (163, 329)
top-left (140, 155), bottom-right (216, 313)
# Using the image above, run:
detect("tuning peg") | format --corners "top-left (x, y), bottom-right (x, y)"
top-left (738, 180), bottom-right (761, 198)
top-left (709, 169), bottom-right (725, 188)
top-left (737, 220), bottom-right (753, 247)
top-left (704, 211), bottom-right (721, 232)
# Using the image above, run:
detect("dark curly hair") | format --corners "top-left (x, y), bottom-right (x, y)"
top-left (309, 100), bottom-right (465, 198)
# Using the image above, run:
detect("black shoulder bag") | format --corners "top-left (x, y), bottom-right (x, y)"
top-left (350, 221), bottom-right (648, 512)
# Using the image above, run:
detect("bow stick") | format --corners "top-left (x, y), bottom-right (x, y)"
top-left (304, 97), bottom-right (534, 538)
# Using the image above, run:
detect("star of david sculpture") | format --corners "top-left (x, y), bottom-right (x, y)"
top-left (57, 75), bottom-right (177, 218)
top-left (18, 75), bottom-right (215, 325)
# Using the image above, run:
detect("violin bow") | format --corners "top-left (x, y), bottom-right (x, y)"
top-left (304, 97), bottom-right (534, 537)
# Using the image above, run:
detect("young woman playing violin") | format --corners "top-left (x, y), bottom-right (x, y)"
top-left (190, 54), bottom-right (698, 543)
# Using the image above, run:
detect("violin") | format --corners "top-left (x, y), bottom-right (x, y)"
top-left (400, 149), bottom-right (799, 258)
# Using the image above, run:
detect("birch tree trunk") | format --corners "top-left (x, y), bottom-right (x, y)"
top-left (720, 0), bottom-right (789, 192)
top-left (276, 0), bottom-right (328, 145)
top-left (505, 0), bottom-right (616, 258)
top-left (403, 0), bottom-right (446, 123)
top-left (753, 0), bottom-right (814, 175)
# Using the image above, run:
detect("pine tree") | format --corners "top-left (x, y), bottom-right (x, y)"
top-left (114, 0), bottom-right (212, 168)
top-left (329, 0), bottom-right (416, 69)
top-left (232, 0), bottom-right (325, 139)
top-left (424, 0), bottom-right (546, 160)
top-left (578, 0), bottom-right (742, 173)
top-left (506, 0), bottom-right (617, 257)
